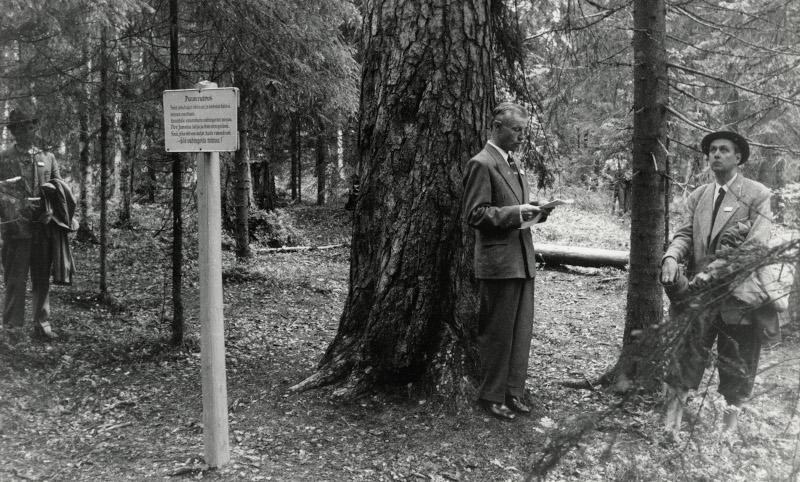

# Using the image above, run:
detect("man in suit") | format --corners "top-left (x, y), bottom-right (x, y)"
top-left (0, 103), bottom-right (61, 340)
top-left (661, 130), bottom-right (772, 437)
top-left (462, 102), bottom-right (552, 421)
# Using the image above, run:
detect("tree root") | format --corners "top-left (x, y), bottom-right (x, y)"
top-left (560, 377), bottom-right (599, 391)
top-left (289, 351), bottom-right (354, 393)
top-left (560, 370), bottom-right (633, 393)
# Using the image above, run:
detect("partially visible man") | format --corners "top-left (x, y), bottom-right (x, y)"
top-left (661, 130), bottom-right (772, 438)
top-left (462, 102), bottom-right (552, 421)
top-left (0, 103), bottom-right (61, 340)
top-left (601, 154), bottom-right (631, 215)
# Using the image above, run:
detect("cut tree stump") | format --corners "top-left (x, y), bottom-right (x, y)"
top-left (535, 243), bottom-right (629, 270)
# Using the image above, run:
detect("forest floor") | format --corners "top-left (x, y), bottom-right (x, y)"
top-left (0, 200), bottom-right (798, 482)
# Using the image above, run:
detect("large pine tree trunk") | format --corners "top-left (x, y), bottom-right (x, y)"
top-left (602, 0), bottom-right (667, 392)
top-left (292, 0), bottom-right (492, 398)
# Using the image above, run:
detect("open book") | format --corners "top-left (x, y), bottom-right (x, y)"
top-left (520, 198), bottom-right (574, 229)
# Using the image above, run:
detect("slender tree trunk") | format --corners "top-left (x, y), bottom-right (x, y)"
top-left (264, 112), bottom-right (280, 211)
top-left (316, 125), bottom-right (327, 206)
top-left (336, 128), bottom-right (344, 180)
top-left (117, 35), bottom-right (133, 227)
top-left (233, 80), bottom-right (252, 260)
top-left (146, 158), bottom-right (157, 203)
top-left (221, 162), bottom-right (235, 233)
top-left (77, 48), bottom-right (96, 243)
top-left (602, 0), bottom-right (667, 392)
top-left (99, 27), bottom-right (110, 299)
top-left (290, 116), bottom-right (301, 203)
top-left (292, 0), bottom-right (491, 398)
top-left (169, 0), bottom-right (184, 346)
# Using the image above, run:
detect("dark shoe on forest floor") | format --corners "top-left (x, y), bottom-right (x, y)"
top-left (478, 400), bottom-right (516, 421)
top-left (505, 396), bottom-right (531, 415)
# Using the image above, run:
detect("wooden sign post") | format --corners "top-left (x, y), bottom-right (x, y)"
top-left (163, 80), bottom-right (238, 467)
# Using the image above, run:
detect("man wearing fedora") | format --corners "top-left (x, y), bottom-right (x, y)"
top-left (660, 130), bottom-right (772, 439)
top-left (0, 103), bottom-right (61, 340)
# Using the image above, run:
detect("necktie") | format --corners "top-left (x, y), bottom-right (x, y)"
top-left (507, 155), bottom-right (518, 174)
top-left (708, 187), bottom-right (726, 247)
top-left (508, 155), bottom-right (525, 191)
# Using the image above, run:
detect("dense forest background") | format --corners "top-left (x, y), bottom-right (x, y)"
top-left (3, 0), bottom-right (799, 240)
top-left (2, 0), bottom-right (799, 261)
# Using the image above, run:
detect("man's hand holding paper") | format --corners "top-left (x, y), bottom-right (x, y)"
top-left (520, 198), bottom-right (573, 228)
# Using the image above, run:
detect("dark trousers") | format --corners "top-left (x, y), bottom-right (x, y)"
top-left (477, 278), bottom-right (535, 404)
top-left (670, 315), bottom-right (761, 406)
top-left (2, 231), bottom-right (51, 328)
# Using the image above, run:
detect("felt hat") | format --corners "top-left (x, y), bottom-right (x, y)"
top-left (701, 130), bottom-right (750, 164)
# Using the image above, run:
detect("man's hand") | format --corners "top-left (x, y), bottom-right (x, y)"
top-left (520, 204), bottom-right (549, 222)
top-left (661, 257), bottom-right (679, 284)
top-left (529, 200), bottom-right (555, 215)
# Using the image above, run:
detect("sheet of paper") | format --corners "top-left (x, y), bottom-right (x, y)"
top-left (520, 198), bottom-right (574, 229)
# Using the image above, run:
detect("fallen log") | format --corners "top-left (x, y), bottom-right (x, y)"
top-left (535, 243), bottom-right (629, 270)
top-left (256, 243), bottom-right (348, 254)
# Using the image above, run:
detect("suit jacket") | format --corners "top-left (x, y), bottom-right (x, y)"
top-left (0, 145), bottom-right (61, 239)
top-left (462, 143), bottom-right (540, 279)
top-left (664, 174), bottom-right (771, 277)
top-left (664, 174), bottom-right (774, 328)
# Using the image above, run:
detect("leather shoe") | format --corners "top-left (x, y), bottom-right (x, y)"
top-left (506, 396), bottom-right (531, 415)
top-left (479, 400), bottom-right (515, 421)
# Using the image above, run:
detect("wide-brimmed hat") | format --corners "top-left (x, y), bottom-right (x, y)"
top-left (701, 130), bottom-right (749, 164)
top-left (7, 103), bottom-right (38, 131)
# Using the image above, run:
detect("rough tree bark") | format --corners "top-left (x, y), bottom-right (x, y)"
top-left (600, 0), bottom-right (667, 392)
top-left (291, 0), bottom-right (492, 398)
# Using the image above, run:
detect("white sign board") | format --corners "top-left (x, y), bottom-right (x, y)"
top-left (163, 87), bottom-right (239, 152)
